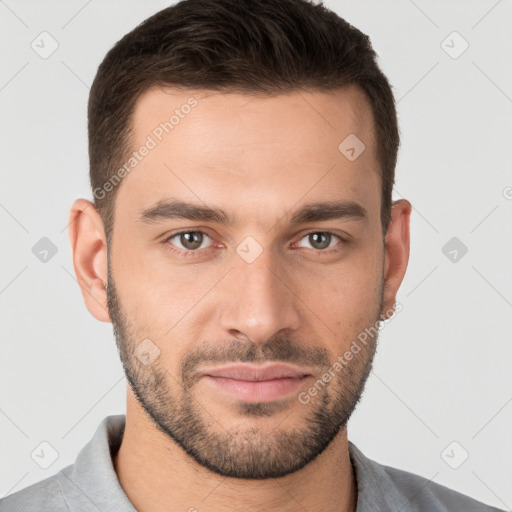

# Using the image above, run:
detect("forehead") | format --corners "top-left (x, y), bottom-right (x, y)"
top-left (115, 85), bottom-right (380, 227)
top-left (132, 84), bottom-right (375, 150)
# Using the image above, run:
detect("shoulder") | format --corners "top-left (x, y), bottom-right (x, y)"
top-left (348, 442), bottom-right (505, 512)
top-left (0, 415), bottom-right (129, 512)
top-left (381, 463), bottom-right (504, 511)
top-left (0, 472), bottom-right (70, 512)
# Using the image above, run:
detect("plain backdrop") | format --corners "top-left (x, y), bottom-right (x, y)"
top-left (1, 0), bottom-right (511, 509)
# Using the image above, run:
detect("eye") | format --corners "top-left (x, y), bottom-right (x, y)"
top-left (296, 231), bottom-right (344, 252)
top-left (165, 231), bottom-right (213, 253)
top-left (163, 229), bottom-right (347, 258)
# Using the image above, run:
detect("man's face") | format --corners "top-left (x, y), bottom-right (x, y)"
top-left (107, 85), bottom-right (387, 479)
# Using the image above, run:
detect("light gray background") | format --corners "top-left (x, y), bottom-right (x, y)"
top-left (1, 0), bottom-right (511, 509)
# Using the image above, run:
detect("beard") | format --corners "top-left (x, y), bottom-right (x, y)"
top-left (106, 247), bottom-right (384, 480)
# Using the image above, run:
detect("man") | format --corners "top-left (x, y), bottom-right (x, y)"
top-left (1, 0), bottom-right (504, 511)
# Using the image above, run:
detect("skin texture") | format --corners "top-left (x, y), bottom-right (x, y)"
top-left (68, 84), bottom-right (411, 512)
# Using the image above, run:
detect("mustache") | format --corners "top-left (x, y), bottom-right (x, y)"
top-left (181, 337), bottom-right (330, 390)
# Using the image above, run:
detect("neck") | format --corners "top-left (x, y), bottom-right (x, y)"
top-left (114, 390), bottom-right (357, 512)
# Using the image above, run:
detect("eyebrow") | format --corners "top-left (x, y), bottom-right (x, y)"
top-left (137, 198), bottom-right (368, 227)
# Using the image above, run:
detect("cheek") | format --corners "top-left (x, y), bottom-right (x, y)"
top-left (110, 239), bottom-right (179, 339)
top-left (300, 243), bottom-right (382, 303)
top-left (294, 248), bottom-right (383, 341)
top-left (315, 277), bottom-right (380, 333)
top-left (110, 240), bottom-right (222, 358)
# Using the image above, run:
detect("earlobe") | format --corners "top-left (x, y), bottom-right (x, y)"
top-left (68, 199), bottom-right (111, 323)
top-left (381, 199), bottom-right (412, 317)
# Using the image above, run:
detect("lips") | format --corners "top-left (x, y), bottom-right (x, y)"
top-left (201, 363), bottom-right (313, 403)
top-left (203, 363), bottom-right (312, 381)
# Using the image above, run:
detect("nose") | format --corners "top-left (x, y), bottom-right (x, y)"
top-left (218, 247), bottom-right (301, 345)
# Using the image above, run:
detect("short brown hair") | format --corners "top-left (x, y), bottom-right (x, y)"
top-left (88, 0), bottom-right (399, 238)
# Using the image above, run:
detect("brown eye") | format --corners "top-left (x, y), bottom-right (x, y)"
top-left (299, 232), bottom-right (340, 251)
top-left (180, 232), bottom-right (203, 250)
top-left (167, 231), bottom-right (212, 251)
top-left (308, 232), bottom-right (331, 249)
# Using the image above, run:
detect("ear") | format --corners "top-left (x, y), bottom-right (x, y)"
top-left (68, 199), bottom-right (111, 322)
top-left (381, 199), bottom-right (411, 318)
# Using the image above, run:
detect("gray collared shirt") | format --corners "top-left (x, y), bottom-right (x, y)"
top-left (0, 414), bottom-right (504, 511)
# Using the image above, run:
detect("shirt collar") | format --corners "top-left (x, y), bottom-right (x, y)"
top-left (58, 414), bottom-right (136, 512)
top-left (57, 414), bottom-right (401, 512)
top-left (348, 441), bottom-right (404, 512)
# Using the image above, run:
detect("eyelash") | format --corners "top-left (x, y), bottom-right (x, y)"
top-left (163, 230), bottom-right (347, 257)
